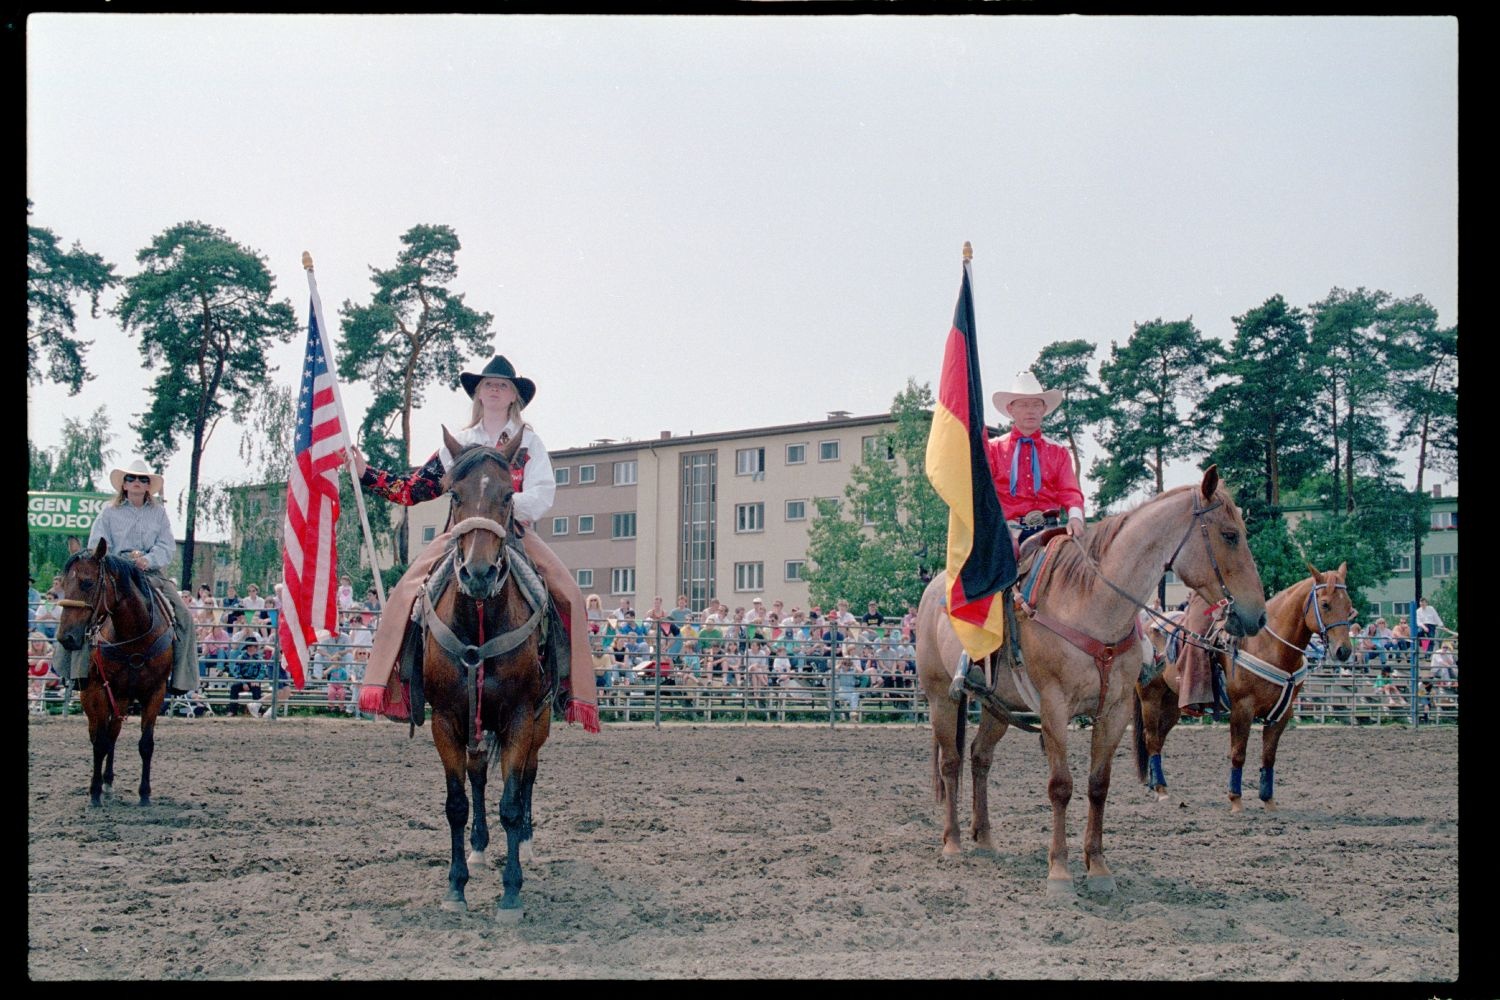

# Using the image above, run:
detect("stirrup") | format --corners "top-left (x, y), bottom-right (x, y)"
top-left (947, 652), bottom-right (987, 702)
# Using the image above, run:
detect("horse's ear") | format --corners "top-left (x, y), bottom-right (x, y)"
top-left (94, 536), bottom-right (108, 560)
top-left (441, 425), bottom-right (462, 462)
top-left (1306, 560), bottom-right (1322, 580)
top-left (1337, 561), bottom-right (1348, 579)
top-left (1200, 464), bottom-right (1220, 502)
top-left (499, 428), bottom-right (523, 463)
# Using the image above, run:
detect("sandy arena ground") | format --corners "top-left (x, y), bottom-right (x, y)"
top-left (27, 714), bottom-right (1459, 981)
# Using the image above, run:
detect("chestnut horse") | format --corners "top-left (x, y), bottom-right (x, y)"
top-left (916, 466), bottom-right (1266, 894)
top-left (418, 429), bottom-right (555, 918)
top-left (1135, 563), bottom-right (1355, 811)
top-left (54, 540), bottom-right (176, 807)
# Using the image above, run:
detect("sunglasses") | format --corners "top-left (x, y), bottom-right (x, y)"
top-left (123, 474), bottom-right (150, 484)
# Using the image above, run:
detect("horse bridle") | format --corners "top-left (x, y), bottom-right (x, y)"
top-left (1263, 578), bottom-right (1353, 655)
top-left (55, 560), bottom-right (171, 663)
top-left (1068, 491), bottom-right (1240, 638)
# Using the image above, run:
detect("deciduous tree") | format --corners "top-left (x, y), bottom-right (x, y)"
top-left (114, 222), bottom-right (299, 590)
top-left (337, 225), bottom-right (494, 563)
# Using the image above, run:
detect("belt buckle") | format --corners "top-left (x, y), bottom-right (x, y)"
top-left (1022, 510), bottom-right (1045, 529)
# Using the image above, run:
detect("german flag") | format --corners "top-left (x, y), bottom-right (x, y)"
top-left (924, 248), bottom-right (1016, 661)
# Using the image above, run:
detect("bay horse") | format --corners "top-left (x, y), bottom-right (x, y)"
top-left (1135, 563), bottom-right (1354, 812)
top-left (916, 466), bottom-right (1266, 894)
top-left (418, 428), bottom-right (555, 918)
top-left (54, 539), bottom-right (176, 807)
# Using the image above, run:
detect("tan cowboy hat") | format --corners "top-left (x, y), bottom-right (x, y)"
top-left (109, 459), bottom-right (165, 495)
top-left (991, 370), bottom-right (1063, 417)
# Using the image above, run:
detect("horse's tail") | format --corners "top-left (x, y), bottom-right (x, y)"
top-left (1132, 683), bottom-right (1149, 786)
top-left (931, 692), bottom-right (968, 805)
top-left (485, 728), bottom-right (502, 769)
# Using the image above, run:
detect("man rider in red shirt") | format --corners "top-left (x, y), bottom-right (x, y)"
top-left (985, 371), bottom-right (1086, 544)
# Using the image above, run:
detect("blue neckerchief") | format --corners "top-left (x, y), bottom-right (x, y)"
top-left (1009, 436), bottom-right (1043, 496)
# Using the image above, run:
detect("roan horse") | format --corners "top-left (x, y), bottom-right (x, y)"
top-left (415, 428), bottom-right (556, 919)
top-left (916, 466), bottom-right (1266, 894)
top-left (54, 539), bottom-right (177, 807)
top-left (1135, 563), bottom-right (1355, 812)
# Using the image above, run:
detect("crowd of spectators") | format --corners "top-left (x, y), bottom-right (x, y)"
top-left (583, 593), bottom-right (922, 711)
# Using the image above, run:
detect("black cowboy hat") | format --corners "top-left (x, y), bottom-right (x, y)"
top-left (459, 355), bottom-right (536, 407)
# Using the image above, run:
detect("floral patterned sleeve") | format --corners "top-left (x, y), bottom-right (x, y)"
top-left (359, 452), bottom-right (447, 506)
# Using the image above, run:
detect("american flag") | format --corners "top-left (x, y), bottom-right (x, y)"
top-left (277, 291), bottom-right (347, 689)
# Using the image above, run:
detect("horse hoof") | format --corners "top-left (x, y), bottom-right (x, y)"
top-left (467, 850), bottom-right (487, 869)
top-left (940, 841), bottom-right (962, 859)
top-left (1045, 878), bottom-right (1075, 896)
top-left (440, 896), bottom-right (467, 913)
top-left (139, 796), bottom-right (151, 807)
top-left (1153, 787), bottom-right (1169, 802)
top-left (1229, 799), bottom-right (1244, 814)
top-left (518, 840), bottom-right (536, 864)
top-left (496, 900), bottom-right (523, 923)
top-left (1086, 875), bottom-right (1116, 895)
top-left (1262, 799), bottom-right (1278, 812)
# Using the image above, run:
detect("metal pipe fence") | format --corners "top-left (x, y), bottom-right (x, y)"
top-left (25, 605), bottom-right (1460, 727)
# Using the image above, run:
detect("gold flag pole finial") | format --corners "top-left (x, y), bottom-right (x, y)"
top-left (302, 251), bottom-right (314, 271)
top-left (962, 241), bottom-right (973, 262)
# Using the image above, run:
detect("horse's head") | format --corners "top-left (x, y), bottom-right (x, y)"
top-left (442, 426), bottom-right (519, 600)
top-left (1304, 561), bottom-right (1355, 662)
top-left (56, 537), bottom-right (112, 651)
top-left (1170, 466), bottom-right (1267, 638)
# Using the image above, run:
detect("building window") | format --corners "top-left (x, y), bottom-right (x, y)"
top-left (735, 502), bottom-right (764, 533)
top-left (555, 467), bottom-right (571, 486)
top-left (818, 497), bottom-right (842, 515)
top-left (680, 451), bottom-right (718, 611)
top-left (1392, 601), bottom-right (1413, 619)
top-left (818, 440), bottom-right (841, 462)
top-left (1431, 554), bottom-right (1455, 577)
top-left (578, 465), bottom-right (597, 484)
top-left (785, 499), bottom-right (807, 521)
top-left (612, 512), bottom-right (637, 539)
top-left (611, 567), bottom-right (635, 595)
top-left (576, 568), bottom-right (594, 589)
top-left (421, 525), bottom-right (437, 543)
top-left (614, 460), bottom-right (638, 486)
top-left (1367, 602), bottom-right (1382, 619)
top-left (862, 434), bottom-right (895, 461)
top-left (786, 443), bottom-right (806, 465)
top-left (735, 561), bottom-right (764, 592)
top-left (215, 580), bottom-right (227, 599)
top-left (1431, 510), bottom-right (1458, 530)
top-left (1391, 553), bottom-right (1412, 573)
top-left (736, 447), bottom-right (765, 476)
top-left (578, 514), bottom-right (595, 535)
top-left (784, 560), bottom-right (804, 582)
top-left (1163, 569), bottom-right (1180, 585)
top-left (552, 516), bottom-right (569, 536)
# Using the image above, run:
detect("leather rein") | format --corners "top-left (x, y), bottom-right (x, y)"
top-left (54, 560), bottom-right (174, 721)
top-left (1019, 492), bottom-right (1235, 716)
top-left (423, 510), bottom-right (546, 755)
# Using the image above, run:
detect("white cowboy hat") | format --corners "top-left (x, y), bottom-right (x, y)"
top-left (992, 370), bottom-right (1063, 417)
top-left (109, 459), bottom-right (165, 495)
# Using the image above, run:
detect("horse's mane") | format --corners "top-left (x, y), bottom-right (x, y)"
top-left (1042, 483), bottom-right (1205, 600)
top-left (63, 550), bottom-right (153, 605)
top-left (444, 444), bottom-right (512, 489)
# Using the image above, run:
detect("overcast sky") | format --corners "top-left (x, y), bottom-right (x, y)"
top-left (26, 14), bottom-right (1458, 539)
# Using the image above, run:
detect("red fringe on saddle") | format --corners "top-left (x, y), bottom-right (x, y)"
top-left (357, 674), bottom-right (411, 721)
top-left (566, 699), bottom-right (600, 734)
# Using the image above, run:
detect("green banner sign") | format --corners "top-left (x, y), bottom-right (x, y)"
top-left (27, 491), bottom-right (113, 536)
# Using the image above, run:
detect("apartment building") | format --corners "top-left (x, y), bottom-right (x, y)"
top-left (405, 411), bottom-right (897, 611)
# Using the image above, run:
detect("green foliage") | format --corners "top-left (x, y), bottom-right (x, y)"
top-left (1308, 287), bottom-right (1398, 509)
top-left (113, 221), bottom-right (299, 589)
top-left (337, 224), bottom-right (494, 562)
top-left (27, 202), bottom-right (118, 394)
top-left (1030, 339), bottom-right (1105, 480)
top-left (1201, 295), bottom-right (1324, 509)
top-left (1090, 317), bottom-right (1221, 511)
top-left (28, 406), bottom-right (116, 581)
top-left (1429, 576), bottom-right (1457, 633)
top-left (802, 381), bottom-right (945, 611)
top-left (1245, 515), bottom-right (1303, 599)
top-left (1286, 480), bottom-right (1425, 610)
